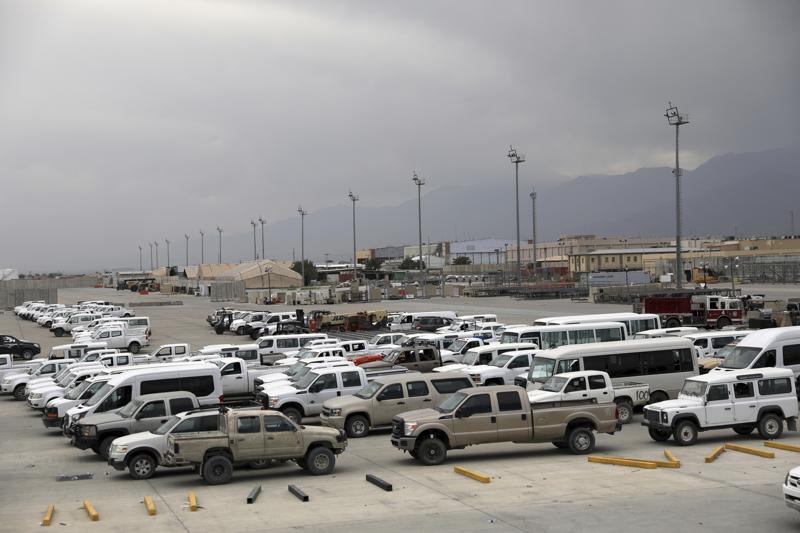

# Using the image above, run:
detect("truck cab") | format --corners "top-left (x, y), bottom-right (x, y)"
top-left (527, 371), bottom-right (616, 404)
top-left (467, 350), bottom-right (536, 386)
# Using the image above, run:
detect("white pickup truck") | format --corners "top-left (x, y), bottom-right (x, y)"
top-left (274, 347), bottom-right (347, 366)
top-left (43, 376), bottom-right (111, 428)
top-left (1, 359), bottom-right (77, 400)
top-left (50, 313), bottom-right (102, 337)
top-left (210, 357), bottom-right (278, 400)
top-left (467, 350), bottom-right (536, 386)
top-left (148, 343), bottom-right (191, 362)
top-left (27, 366), bottom-right (109, 409)
top-left (0, 354), bottom-right (41, 381)
top-left (76, 327), bottom-right (149, 354)
top-left (256, 360), bottom-right (354, 391)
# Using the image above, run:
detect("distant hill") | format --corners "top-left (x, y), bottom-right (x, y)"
top-left (216, 145), bottom-right (800, 263)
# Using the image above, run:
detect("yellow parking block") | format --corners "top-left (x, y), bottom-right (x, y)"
top-left (83, 500), bottom-right (99, 521)
top-left (42, 504), bottom-right (54, 527)
top-left (725, 443), bottom-right (775, 459)
top-left (764, 441), bottom-right (800, 453)
top-left (663, 449), bottom-right (681, 468)
top-left (453, 465), bottom-right (491, 483)
top-left (588, 456), bottom-right (658, 469)
top-left (705, 445), bottom-right (725, 463)
top-left (188, 492), bottom-right (198, 512)
top-left (144, 496), bottom-right (156, 516)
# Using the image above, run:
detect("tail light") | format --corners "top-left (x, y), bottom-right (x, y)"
top-left (614, 406), bottom-right (619, 419)
top-left (219, 395), bottom-right (224, 403)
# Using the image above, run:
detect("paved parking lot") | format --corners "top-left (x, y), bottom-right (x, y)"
top-left (1, 289), bottom-right (799, 532)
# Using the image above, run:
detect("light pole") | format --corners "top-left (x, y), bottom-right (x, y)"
top-left (165, 239), bottom-right (170, 268)
top-left (138, 245), bottom-right (143, 271)
top-left (149, 242), bottom-right (153, 270)
top-left (297, 206), bottom-right (307, 285)
top-left (199, 230), bottom-right (205, 264)
top-left (250, 220), bottom-right (257, 260)
top-left (216, 227), bottom-right (223, 263)
top-left (507, 146), bottom-right (525, 289)
top-left (530, 187), bottom-right (537, 281)
top-left (154, 241), bottom-right (159, 269)
top-left (184, 234), bottom-right (189, 266)
top-left (412, 172), bottom-right (425, 297)
top-left (348, 191), bottom-right (359, 290)
top-left (665, 102), bottom-right (689, 289)
top-left (258, 216), bottom-right (266, 260)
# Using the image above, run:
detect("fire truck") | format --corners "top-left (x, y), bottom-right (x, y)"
top-left (641, 293), bottom-right (744, 329)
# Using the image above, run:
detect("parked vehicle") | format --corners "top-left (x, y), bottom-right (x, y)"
top-left (149, 343), bottom-right (191, 362)
top-left (711, 327), bottom-right (800, 392)
top-left (76, 327), bottom-right (149, 354)
top-left (533, 313), bottom-right (661, 336)
top-left (684, 330), bottom-right (753, 358)
top-left (784, 466), bottom-right (800, 512)
top-left (257, 333), bottom-right (328, 365)
top-left (273, 347), bottom-right (347, 367)
top-left (43, 377), bottom-right (111, 428)
top-left (165, 408), bottom-right (348, 484)
top-left (434, 343), bottom-right (531, 374)
top-left (1, 359), bottom-right (77, 400)
top-left (391, 381), bottom-right (621, 465)
top-left (412, 316), bottom-right (455, 332)
top-left (467, 350), bottom-right (536, 386)
top-left (632, 327), bottom-right (700, 339)
top-left (500, 322), bottom-right (628, 347)
top-left (389, 311), bottom-right (458, 332)
top-left (0, 334), bottom-right (41, 360)
top-left (360, 345), bottom-right (444, 373)
top-left (27, 367), bottom-right (109, 409)
top-left (0, 353), bottom-right (41, 380)
top-left (320, 372), bottom-right (474, 437)
top-left (367, 333), bottom-right (405, 350)
top-left (248, 312), bottom-right (298, 338)
top-left (642, 367), bottom-right (798, 445)
top-left (47, 342), bottom-right (108, 360)
top-left (211, 357), bottom-right (279, 400)
top-left (642, 294), bottom-right (744, 329)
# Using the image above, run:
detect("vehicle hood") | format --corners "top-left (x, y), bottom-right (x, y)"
top-left (29, 383), bottom-right (62, 393)
top-left (466, 365), bottom-right (494, 374)
top-left (266, 384), bottom-right (302, 397)
top-left (274, 358), bottom-right (298, 366)
top-left (323, 395), bottom-right (368, 410)
top-left (258, 372), bottom-right (290, 384)
top-left (648, 398), bottom-right (701, 410)
top-left (299, 424), bottom-right (343, 442)
top-left (527, 390), bottom-right (562, 403)
top-left (49, 396), bottom-right (76, 407)
top-left (433, 364), bottom-right (468, 373)
top-left (81, 412), bottom-right (129, 426)
top-left (259, 379), bottom-right (292, 391)
top-left (393, 408), bottom-right (442, 422)
top-left (112, 431), bottom-right (161, 448)
top-left (359, 360), bottom-right (392, 369)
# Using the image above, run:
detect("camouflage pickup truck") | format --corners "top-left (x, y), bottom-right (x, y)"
top-left (166, 408), bottom-right (347, 484)
top-left (391, 379), bottom-right (620, 465)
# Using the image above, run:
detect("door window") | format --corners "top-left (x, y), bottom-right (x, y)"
top-left (313, 373), bottom-right (338, 391)
top-left (418, 349), bottom-right (436, 362)
top-left (758, 378), bottom-right (792, 395)
top-left (457, 394), bottom-right (492, 416)
top-left (264, 415), bottom-right (295, 432)
top-left (170, 398), bottom-right (195, 414)
top-left (706, 384), bottom-right (729, 402)
top-left (752, 350), bottom-right (776, 368)
top-left (111, 331), bottom-right (122, 338)
top-left (118, 356), bottom-right (129, 365)
top-left (565, 377), bottom-right (586, 393)
top-left (508, 356), bottom-right (528, 369)
top-left (174, 414), bottom-right (218, 433)
top-left (222, 362), bottom-right (241, 376)
top-left (237, 416), bottom-right (261, 433)
top-left (341, 371), bottom-right (362, 388)
top-left (406, 381), bottom-right (430, 397)
top-left (139, 401), bottom-right (166, 418)
top-left (99, 385), bottom-right (132, 412)
top-left (175, 346), bottom-right (186, 355)
top-left (782, 345), bottom-right (800, 366)
top-left (733, 382), bottom-right (754, 398)
top-left (711, 337), bottom-right (733, 349)
top-left (431, 377), bottom-right (472, 393)
top-left (556, 358), bottom-right (580, 374)
top-left (588, 374), bottom-right (607, 390)
top-left (377, 383), bottom-right (404, 400)
top-left (497, 391), bottom-right (522, 411)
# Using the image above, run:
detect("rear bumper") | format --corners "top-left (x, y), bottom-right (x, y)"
top-left (390, 436), bottom-right (416, 451)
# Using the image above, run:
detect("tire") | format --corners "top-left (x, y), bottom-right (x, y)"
top-left (202, 455), bottom-right (234, 485)
top-left (566, 426), bottom-right (595, 455)
top-left (128, 342), bottom-right (140, 354)
top-left (615, 400), bottom-right (634, 425)
top-left (733, 426), bottom-right (755, 436)
top-left (22, 350), bottom-right (33, 361)
top-left (415, 437), bottom-right (447, 466)
top-left (345, 415), bottom-right (370, 438)
top-left (237, 327), bottom-right (245, 335)
top-left (250, 331), bottom-right (260, 340)
top-left (716, 316), bottom-right (732, 329)
top-left (45, 321), bottom-right (52, 329)
top-left (648, 427), bottom-right (672, 442)
top-left (54, 328), bottom-right (64, 337)
top-left (305, 447), bottom-right (335, 475)
top-left (128, 453), bottom-right (158, 480)
top-left (665, 317), bottom-right (681, 328)
top-left (13, 384), bottom-right (27, 401)
top-left (648, 391), bottom-right (669, 405)
top-left (409, 450), bottom-right (419, 459)
top-left (757, 413), bottom-right (783, 440)
top-left (296, 457), bottom-right (307, 470)
top-left (215, 326), bottom-right (225, 335)
top-left (282, 407), bottom-right (302, 425)
top-left (98, 436), bottom-right (117, 459)
top-left (673, 420), bottom-right (699, 446)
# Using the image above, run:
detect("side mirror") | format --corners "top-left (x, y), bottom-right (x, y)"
top-left (309, 384), bottom-right (321, 393)
top-left (455, 407), bottom-right (470, 418)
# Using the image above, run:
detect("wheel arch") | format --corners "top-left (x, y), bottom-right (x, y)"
top-left (125, 446), bottom-right (162, 465)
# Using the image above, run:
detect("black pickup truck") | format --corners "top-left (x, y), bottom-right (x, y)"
top-left (0, 335), bottom-right (41, 360)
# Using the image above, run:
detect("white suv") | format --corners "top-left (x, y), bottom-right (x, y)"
top-left (643, 367), bottom-right (799, 445)
top-left (785, 466), bottom-right (800, 512)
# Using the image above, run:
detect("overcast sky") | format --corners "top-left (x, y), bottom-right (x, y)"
top-left (1, 0), bottom-right (798, 272)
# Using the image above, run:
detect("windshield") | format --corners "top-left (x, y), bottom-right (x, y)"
top-left (718, 346), bottom-right (762, 369)
top-left (500, 332), bottom-right (519, 344)
top-left (294, 371), bottom-right (319, 390)
top-left (458, 350), bottom-right (480, 366)
top-left (84, 383), bottom-right (113, 407)
top-left (294, 349), bottom-right (314, 359)
top-left (541, 376), bottom-right (568, 392)
top-left (57, 373), bottom-right (75, 387)
top-left (65, 380), bottom-right (91, 400)
top-left (489, 354), bottom-right (512, 368)
top-left (528, 357), bottom-right (556, 384)
top-left (714, 343), bottom-right (739, 359)
top-left (449, 339), bottom-right (469, 353)
top-left (292, 366), bottom-right (314, 380)
top-left (153, 416), bottom-right (180, 435)
top-left (355, 381), bottom-right (382, 399)
top-left (118, 399), bottom-right (143, 418)
top-left (286, 362), bottom-right (306, 376)
top-left (368, 335), bottom-right (382, 345)
top-left (436, 392), bottom-right (467, 413)
top-left (680, 380), bottom-right (707, 397)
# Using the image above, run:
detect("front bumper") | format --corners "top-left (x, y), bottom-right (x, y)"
top-left (27, 397), bottom-right (47, 409)
top-left (42, 415), bottom-right (62, 428)
top-left (390, 435), bottom-right (417, 451)
top-left (319, 413), bottom-right (345, 430)
top-left (785, 485), bottom-right (800, 512)
top-left (72, 433), bottom-right (97, 450)
top-left (108, 458), bottom-right (127, 471)
top-left (1, 383), bottom-right (15, 393)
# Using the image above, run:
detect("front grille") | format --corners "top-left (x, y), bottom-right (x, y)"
top-left (391, 418), bottom-right (403, 438)
top-left (645, 410), bottom-right (660, 424)
top-left (790, 475), bottom-right (800, 488)
top-left (322, 407), bottom-right (332, 417)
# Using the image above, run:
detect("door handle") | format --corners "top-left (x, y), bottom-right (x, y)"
top-left (267, 436), bottom-right (275, 440)
top-left (749, 405), bottom-right (756, 408)
top-left (582, 394), bottom-right (588, 397)
top-left (521, 414), bottom-right (527, 421)
top-left (602, 391), bottom-right (608, 395)
top-left (490, 416), bottom-right (496, 423)
top-left (423, 399), bottom-right (432, 402)
top-left (235, 376), bottom-right (243, 379)
top-left (397, 401), bottom-right (405, 405)
top-left (160, 419), bottom-right (168, 423)
top-left (337, 391), bottom-right (341, 396)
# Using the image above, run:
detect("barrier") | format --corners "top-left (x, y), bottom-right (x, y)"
top-left (144, 496), bottom-right (156, 516)
top-left (705, 445), bottom-right (726, 463)
top-left (365, 474), bottom-right (393, 492)
top-left (247, 485), bottom-right (262, 504)
top-left (453, 465), bottom-right (491, 483)
top-left (83, 500), bottom-right (99, 521)
top-left (42, 505), bottom-right (54, 527)
top-left (764, 441), bottom-right (800, 453)
top-left (288, 484), bottom-right (309, 502)
top-left (188, 492), bottom-right (198, 512)
top-left (588, 456), bottom-right (658, 469)
top-left (724, 443), bottom-right (775, 459)
top-left (663, 449), bottom-right (681, 467)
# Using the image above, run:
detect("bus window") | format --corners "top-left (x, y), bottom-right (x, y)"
top-left (540, 331), bottom-right (568, 349)
top-left (570, 329), bottom-right (594, 345)
top-left (556, 358), bottom-right (580, 374)
top-left (596, 327), bottom-right (624, 342)
top-left (605, 353), bottom-right (640, 377)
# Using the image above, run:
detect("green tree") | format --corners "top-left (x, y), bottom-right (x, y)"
top-left (452, 256), bottom-right (471, 265)
top-left (291, 260), bottom-right (318, 286)
top-left (399, 257), bottom-right (424, 270)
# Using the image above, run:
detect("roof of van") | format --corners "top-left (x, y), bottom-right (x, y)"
top-left (536, 337), bottom-right (693, 358)
top-left (105, 361), bottom-right (217, 379)
top-left (506, 322), bottom-right (627, 333)
top-left (134, 391), bottom-right (198, 401)
top-left (689, 367), bottom-right (793, 384)
top-left (737, 326), bottom-right (800, 347)
top-left (466, 342), bottom-right (530, 353)
top-left (256, 333), bottom-right (326, 341)
top-left (684, 330), bottom-right (754, 340)
top-left (534, 313), bottom-right (659, 323)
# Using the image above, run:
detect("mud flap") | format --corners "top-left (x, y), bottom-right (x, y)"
top-left (787, 417), bottom-right (798, 432)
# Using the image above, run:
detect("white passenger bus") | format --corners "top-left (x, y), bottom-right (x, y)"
top-left (499, 322), bottom-right (627, 348)
top-left (521, 337), bottom-right (697, 403)
top-left (533, 313), bottom-right (661, 336)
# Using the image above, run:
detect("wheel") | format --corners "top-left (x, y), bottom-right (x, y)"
top-left (409, 450), bottom-right (419, 459)
top-left (128, 453), bottom-right (158, 480)
top-left (22, 350), bottom-right (33, 361)
top-left (215, 326), bottom-right (225, 335)
top-left (98, 436), bottom-right (117, 459)
top-left (250, 330), bottom-right (260, 340)
top-left (248, 459), bottom-right (271, 469)
top-left (128, 342), bottom-right (140, 354)
top-left (282, 407), bottom-right (302, 424)
top-left (716, 316), bottom-right (732, 329)
top-left (305, 447), bottom-right (335, 475)
top-left (54, 328), bottom-right (64, 337)
top-left (345, 415), bottom-right (370, 438)
top-left (552, 441), bottom-right (568, 449)
top-left (415, 437), bottom-right (447, 466)
top-left (45, 321), bottom-right (52, 329)
top-left (13, 384), bottom-right (27, 401)
top-left (673, 420), bottom-right (698, 446)
top-left (757, 413), bottom-right (783, 440)
top-left (566, 426), bottom-right (595, 455)
top-left (202, 455), bottom-right (234, 485)
top-left (665, 317), bottom-right (681, 328)
top-left (733, 426), bottom-right (755, 436)
top-left (648, 391), bottom-right (668, 405)
top-left (296, 457), bottom-right (307, 470)
top-left (615, 400), bottom-right (634, 425)
top-left (648, 427), bottom-right (672, 442)
top-left (237, 327), bottom-right (245, 335)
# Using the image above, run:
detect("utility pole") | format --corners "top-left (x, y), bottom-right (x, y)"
top-left (791, 210), bottom-right (795, 236)
top-left (154, 241), bottom-right (159, 269)
top-left (258, 216), bottom-right (266, 260)
top-left (507, 146), bottom-right (525, 289)
top-left (149, 242), bottom-right (153, 270)
top-left (216, 226), bottom-right (223, 263)
top-left (530, 187), bottom-right (537, 281)
top-left (297, 207), bottom-right (307, 285)
top-left (165, 239), bottom-right (170, 268)
top-left (250, 220), bottom-right (257, 260)
top-left (184, 234), bottom-right (189, 266)
top-left (665, 102), bottom-right (689, 289)
top-left (138, 245), bottom-right (143, 271)
top-left (412, 172), bottom-right (426, 297)
top-left (348, 191), bottom-right (359, 291)
top-left (199, 230), bottom-right (205, 264)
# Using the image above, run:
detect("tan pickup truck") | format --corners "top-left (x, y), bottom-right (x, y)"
top-left (166, 408), bottom-right (347, 484)
top-left (391, 375), bottom-right (620, 465)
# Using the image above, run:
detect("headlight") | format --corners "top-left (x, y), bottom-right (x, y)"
top-left (111, 444), bottom-right (127, 454)
top-left (661, 411), bottom-right (668, 423)
top-left (29, 392), bottom-right (42, 399)
top-left (404, 421), bottom-right (418, 435)
top-left (268, 397), bottom-right (279, 408)
top-left (329, 408), bottom-right (342, 417)
top-left (72, 412), bottom-right (86, 422)
top-left (83, 425), bottom-right (97, 436)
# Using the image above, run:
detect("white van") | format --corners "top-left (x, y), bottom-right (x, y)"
top-left (534, 313), bottom-right (661, 336)
top-left (684, 330), bottom-right (753, 358)
top-left (433, 342), bottom-right (532, 373)
top-left (633, 327), bottom-right (700, 339)
top-left (389, 311), bottom-right (458, 332)
top-left (64, 362), bottom-right (223, 431)
top-left (499, 322), bottom-right (628, 348)
top-left (255, 333), bottom-right (328, 358)
top-left (711, 327), bottom-right (800, 383)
